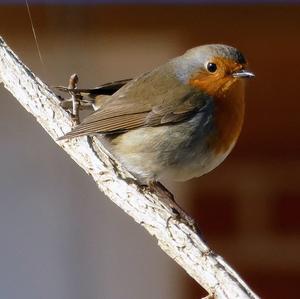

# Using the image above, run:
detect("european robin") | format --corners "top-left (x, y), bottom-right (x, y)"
top-left (59, 44), bottom-right (254, 185)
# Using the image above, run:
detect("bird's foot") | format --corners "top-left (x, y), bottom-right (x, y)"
top-left (148, 181), bottom-right (200, 234)
top-left (167, 206), bottom-right (200, 235)
top-left (149, 181), bottom-right (175, 202)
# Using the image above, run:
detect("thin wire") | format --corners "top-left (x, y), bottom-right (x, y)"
top-left (25, 0), bottom-right (46, 70)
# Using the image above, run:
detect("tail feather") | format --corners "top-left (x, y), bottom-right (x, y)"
top-left (57, 123), bottom-right (94, 140)
top-left (57, 131), bottom-right (88, 141)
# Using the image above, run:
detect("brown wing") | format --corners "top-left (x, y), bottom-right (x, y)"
top-left (58, 91), bottom-right (206, 140)
top-left (58, 64), bottom-right (208, 140)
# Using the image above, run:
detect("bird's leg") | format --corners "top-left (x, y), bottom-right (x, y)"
top-left (148, 181), bottom-right (200, 234)
top-left (150, 181), bottom-right (175, 202)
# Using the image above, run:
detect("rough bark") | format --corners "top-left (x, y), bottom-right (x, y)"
top-left (0, 37), bottom-right (259, 299)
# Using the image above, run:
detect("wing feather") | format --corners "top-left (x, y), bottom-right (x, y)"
top-left (58, 112), bottom-right (148, 140)
top-left (59, 64), bottom-right (208, 140)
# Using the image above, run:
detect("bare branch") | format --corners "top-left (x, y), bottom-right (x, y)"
top-left (0, 37), bottom-right (259, 299)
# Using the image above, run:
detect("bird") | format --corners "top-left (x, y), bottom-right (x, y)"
top-left (58, 44), bottom-right (254, 186)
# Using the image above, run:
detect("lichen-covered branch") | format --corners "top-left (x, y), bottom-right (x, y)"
top-left (0, 37), bottom-right (259, 299)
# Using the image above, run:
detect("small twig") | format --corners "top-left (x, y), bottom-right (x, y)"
top-left (68, 73), bottom-right (80, 124)
top-left (0, 37), bottom-right (259, 299)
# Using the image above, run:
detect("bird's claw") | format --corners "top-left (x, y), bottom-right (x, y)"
top-left (147, 181), bottom-right (200, 234)
top-left (167, 207), bottom-right (199, 234)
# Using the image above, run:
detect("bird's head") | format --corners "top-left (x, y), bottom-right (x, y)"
top-left (174, 44), bottom-right (254, 98)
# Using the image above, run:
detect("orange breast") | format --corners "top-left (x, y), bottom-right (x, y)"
top-left (211, 80), bottom-right (245, 154)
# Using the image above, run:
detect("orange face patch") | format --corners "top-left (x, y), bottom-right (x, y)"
top-left (189, 57), bottom-right (245, 97)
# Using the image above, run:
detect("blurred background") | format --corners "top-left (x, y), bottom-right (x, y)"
top-left (0, 2), bottom-right (300, 299)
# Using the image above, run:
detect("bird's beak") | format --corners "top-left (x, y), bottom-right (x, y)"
top-left (232, 69), bottom-right (255, 78)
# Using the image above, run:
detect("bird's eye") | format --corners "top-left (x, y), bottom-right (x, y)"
top-left (206, 62), bottom-right (217, 73)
